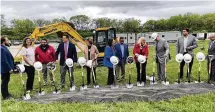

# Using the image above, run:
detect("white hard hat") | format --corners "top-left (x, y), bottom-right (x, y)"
top-left (126, 56), bottom-right (134, 64)
top-left (65, 58), bottom-right (73, 67)
top-left (86, 60), bottom-right (93, 68)
top-left (110, 56), bottom-right (119, 65)
top-left (16, 64), bottom-right (25, 73)
top-left (184, 53), bottom-right (192, 63)
top-left (196, 52), bottom-right (205, 61)
top-left (138, 55), bottom-right (146, 64)
top-left (34, 61), bottom-right (43, 71)
top-left (175, 54), bottom-right (184, 63)
top-left (151, 33), bottom-right (158, 41)
top-left (78, 57), bottom-right (86, 66)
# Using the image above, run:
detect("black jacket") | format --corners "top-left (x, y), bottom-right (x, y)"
top-left (56, 42), bottom-right (77, 66)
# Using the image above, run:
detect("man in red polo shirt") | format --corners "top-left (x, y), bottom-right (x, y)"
top-left (35, 39), bottom-right (56, 86)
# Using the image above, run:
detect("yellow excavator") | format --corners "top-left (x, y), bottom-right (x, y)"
top-left (14, 22), bottom-right (117, 64)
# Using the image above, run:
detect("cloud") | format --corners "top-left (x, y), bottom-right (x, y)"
top-left (1, 1), bottom-right (215, 25)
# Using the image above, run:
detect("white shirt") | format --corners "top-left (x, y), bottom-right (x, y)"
top-left (22, 47), bottom-right (35, 66)
top-left (184, 36), bottom-right (188, 52)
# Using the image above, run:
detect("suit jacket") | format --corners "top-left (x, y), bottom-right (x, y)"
top-left (208, 40), bottom-right (215, 61)
top-left (155, 38), bottom-right (169, 64)
top-left (103, 46), bottom-right (115, 68)
top-left (84, 45), bottom-right (99, 66)
top-left (176, 35), bottom-right (198, 57)
top-left (114, 43), bottom-right (129, 64)
top-left (55, 42), bottom-right (77, 66)
top-left (0, 45), bottom-right (14, 74)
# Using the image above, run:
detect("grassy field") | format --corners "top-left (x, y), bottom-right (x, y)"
top-left (1, 40), bottom-right (215, 112)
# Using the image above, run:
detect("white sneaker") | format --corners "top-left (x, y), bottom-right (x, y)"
top-left (162, 81), bottom-right (169, 85)
top-left (69, 86), bottom-right (76, 91)
top-left (25, 93), bottom-right (31, 100)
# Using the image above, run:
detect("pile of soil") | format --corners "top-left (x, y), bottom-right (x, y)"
top-left (26, 83), bottom-right (215, 104)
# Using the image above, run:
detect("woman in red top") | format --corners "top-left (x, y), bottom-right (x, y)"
top-left (133, 37), bottom-right (149, 84)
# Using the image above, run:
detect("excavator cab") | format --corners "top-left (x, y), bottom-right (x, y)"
top-left (93, 28), bottom-right (116, 65)
top-left (94, 28), bottom-right (116, 55)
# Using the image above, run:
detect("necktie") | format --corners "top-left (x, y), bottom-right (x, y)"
top-left (64, 43), bottom-right (68, 60)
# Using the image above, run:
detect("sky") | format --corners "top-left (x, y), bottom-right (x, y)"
top-left (1, 1), bottom-right (215, 25)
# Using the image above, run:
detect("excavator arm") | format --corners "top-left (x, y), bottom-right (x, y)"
top-left (15, 22), bottom-right (116, 66)
top-left (29, 22), bottom-right (86, 52)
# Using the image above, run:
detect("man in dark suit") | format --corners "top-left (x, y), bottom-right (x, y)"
top-left (114, 37), bottom-right (129, 81)
top-left (208, 34), bottom-right (215, 82)
top-left (0, 36), bottom-right (14, 100)
top-left (176, 28), bottom-right (198, 79)
top-left (56, 34), bottom-right (77, 89)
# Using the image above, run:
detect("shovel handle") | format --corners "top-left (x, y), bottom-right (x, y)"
top-left (37, 71), bottom-right (42, 93)
top-left (37, 71), bottom-right (41, 82)
top-left (208, 62), bottom-right (212, 83)
top-left (187, 63), bottom-right (190, 83)
top-left (177, 64), bottom-right (180, 83)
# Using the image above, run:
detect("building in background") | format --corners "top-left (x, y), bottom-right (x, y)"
top-left (116, 31), bottom-right (182, 45)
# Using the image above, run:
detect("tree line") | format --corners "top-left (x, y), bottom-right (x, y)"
top-left (1, 13), bottom-right (215, 40)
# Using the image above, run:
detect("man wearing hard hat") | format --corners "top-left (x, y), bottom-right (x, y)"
top-left (208, 33), bottom-right (215, 82)
top-left (151, 32), bottom-right (169, 84)
top-left (176, 28), bottom-right (198, 79)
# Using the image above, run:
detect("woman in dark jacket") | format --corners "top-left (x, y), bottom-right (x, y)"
top-left (103, 39), bottom-right (115, 85)
top-left (133, 37), bottom-right (149, 84)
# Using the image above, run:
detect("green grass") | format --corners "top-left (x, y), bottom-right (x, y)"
top-left (1, 40), bottom-right (215, 112)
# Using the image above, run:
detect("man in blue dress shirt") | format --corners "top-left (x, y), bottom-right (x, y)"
top-left (114, 37), bottom-right (129, 81)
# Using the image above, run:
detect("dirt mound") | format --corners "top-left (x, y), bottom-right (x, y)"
top-left (26, 83), bottom-right (215, 104)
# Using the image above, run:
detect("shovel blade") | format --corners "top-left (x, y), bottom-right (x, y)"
top-left (69, 86), bottom-right (76, 91)
top-left (110, 84), bottom-right (119, 89)
top-left (23, 93), bottom-right (31, 100)
top-left (194, 81), bottom-right (199, 83)
top-left (126, 84), bottom-right (133, 88)
top-left (174, 82), bottom-right (180, 84)
top-left (38, 91), bottom-right (45, 96)
top-left (80, 85), bottom-right (87, 90)
top-left (53, 90), bottom-right (61, 94)
top-left (150, 81), bottom-right (157, 85)
top-left (93, 85), bottom-right (100, 88)
top-left (162, 81), bottom-right (170, 85)
top-left (194, 81), bottom-right (204, 83)
top-left (137, 82), bottom-right (144, 87)
top-left (184, 81), bottom-right (194, 84)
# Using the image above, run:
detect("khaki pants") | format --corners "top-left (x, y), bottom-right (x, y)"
top-left (116, 61), bottom-right (125, 80)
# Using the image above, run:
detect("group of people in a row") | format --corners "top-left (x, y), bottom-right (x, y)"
top-left (1, 28), bottom-right (215, 100)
